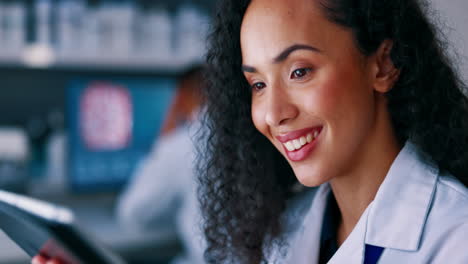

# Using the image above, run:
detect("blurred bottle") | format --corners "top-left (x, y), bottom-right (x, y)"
top-left (111, 0), bottom-right (136, 60)
top-left (34, 0), bottom-right (52, 45)
top-left (96, 0), bottom-right (135, 60)
top-left (44, 109), bottom-right (67, 194)
top-left (56, 0), bottom-right (87, 60)
top-left (174, 3), bottom-right (209, 63)
top-left (82, 0), bottom-right (100, 59)
top-left (19, 0), bottom-right (55, 67)
top-left (27, 110), bottom-right (67, 196)
top-left (0, 127), bottom-right (30, 193)
top-left (0, 0), bottom-right (27, 55)
top-left (134, 2), bottom-right (172, 62)
top-left (26, 115), bottom-right (50, 181)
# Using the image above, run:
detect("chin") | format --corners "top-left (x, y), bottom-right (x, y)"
top-left (293, 168), bottom-right (329, 187)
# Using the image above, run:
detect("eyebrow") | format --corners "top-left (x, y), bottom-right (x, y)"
top-left (274, 44), bottom-right (321, 63)
top-left (242, 44), bottom-right (321, 73)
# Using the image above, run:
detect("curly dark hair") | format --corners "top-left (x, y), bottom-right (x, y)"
top-left (197, 0), bottom-right (468, 263)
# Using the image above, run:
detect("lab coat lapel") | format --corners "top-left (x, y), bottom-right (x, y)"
top-left (280, 142), bottom-right (437, 263)
top-left (286, 184), bottom-right (330, 264)
top-left (330, 142), bottom-right (437, 263)
top-left (365, 142), bottom-right (437, 251)
top-left (327, 204), bottom-right (370, 264)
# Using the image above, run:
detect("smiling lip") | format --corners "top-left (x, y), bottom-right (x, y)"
top-left (276, 126), bottom-right (323, 162)
top-left (275, 126), bottom-right (322, 143)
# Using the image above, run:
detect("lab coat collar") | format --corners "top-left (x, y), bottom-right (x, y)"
top-left (283, 142), bottom-right (438, 263)
top-left (328, 202), bottom-right (370, 263)
top-left (365, 142), bottom-right (438, 251)
top-left (329, 142), bottom-right (438, 263)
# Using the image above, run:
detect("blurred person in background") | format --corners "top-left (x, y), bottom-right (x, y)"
top-left (116, 65), bottom-right (206, 264)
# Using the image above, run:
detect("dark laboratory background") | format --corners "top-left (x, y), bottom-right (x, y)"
top-left (0, 0), bottom-right (212, 263)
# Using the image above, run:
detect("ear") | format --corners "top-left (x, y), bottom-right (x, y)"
top-left (372, 40), bottom-right (400, 93)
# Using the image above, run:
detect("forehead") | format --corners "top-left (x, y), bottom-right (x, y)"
top-left (240, 0), bottom-right (339, 63)
top-left (244, 0), bottom-right (321, 22)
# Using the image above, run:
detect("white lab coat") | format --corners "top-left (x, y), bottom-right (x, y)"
top-left (268, 142), bottom-right (468, 263)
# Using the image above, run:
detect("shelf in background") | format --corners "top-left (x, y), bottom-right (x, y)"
top-left (0, 51), bottom-right (204, 75)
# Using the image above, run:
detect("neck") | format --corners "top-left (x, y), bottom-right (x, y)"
top-left (330, 97), bottom-right (401, 245)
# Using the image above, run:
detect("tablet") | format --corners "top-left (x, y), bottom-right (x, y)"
top-left (0, 190), bottom-right (125, 264)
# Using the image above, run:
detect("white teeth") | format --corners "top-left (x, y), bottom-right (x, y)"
top-left (293, 139), bottom-right (301, 149)
top-left (299, 137), bottom-right (306, 145)
top-left (283, 131), bottom-right (320, 151)
top-left (285, 141), bottom-right (295, 151)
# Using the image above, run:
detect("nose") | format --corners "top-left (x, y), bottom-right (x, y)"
top-left (264, 82), bottom-right (298, 127)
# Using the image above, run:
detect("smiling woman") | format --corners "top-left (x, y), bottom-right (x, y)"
top-left (242, 0), bottom-right (401, 189)
top-left (198, 0), bottom-right (468, 263)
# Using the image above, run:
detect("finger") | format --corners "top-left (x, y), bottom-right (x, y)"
top-left (31, 255), bottom-right (48, 264)
top-left (46, 259), bottom-right (62, 264)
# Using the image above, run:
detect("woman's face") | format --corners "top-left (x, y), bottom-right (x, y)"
top-left (241, 0), bottom-right (387, 186)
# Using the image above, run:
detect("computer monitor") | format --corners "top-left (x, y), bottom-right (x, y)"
top-left (67, 77), bottom-right (176, 192)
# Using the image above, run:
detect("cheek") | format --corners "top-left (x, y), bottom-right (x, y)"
top-left (311, 68), bottom-right (373, 124)
top-left (298, 76), bottom-right (347, 123)
top-left (313, 84), bottom-right (340, 115)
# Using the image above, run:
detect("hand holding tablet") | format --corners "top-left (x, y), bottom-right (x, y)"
top-left (0, 190), bottom-right (125, 264)
top-left (32, 255), bottom-right (62, 264)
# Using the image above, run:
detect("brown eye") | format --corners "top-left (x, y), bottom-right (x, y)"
top-left (291, 68), bottom-right (312, 79)
top-left (252, 82), bottom-right (266, 91)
